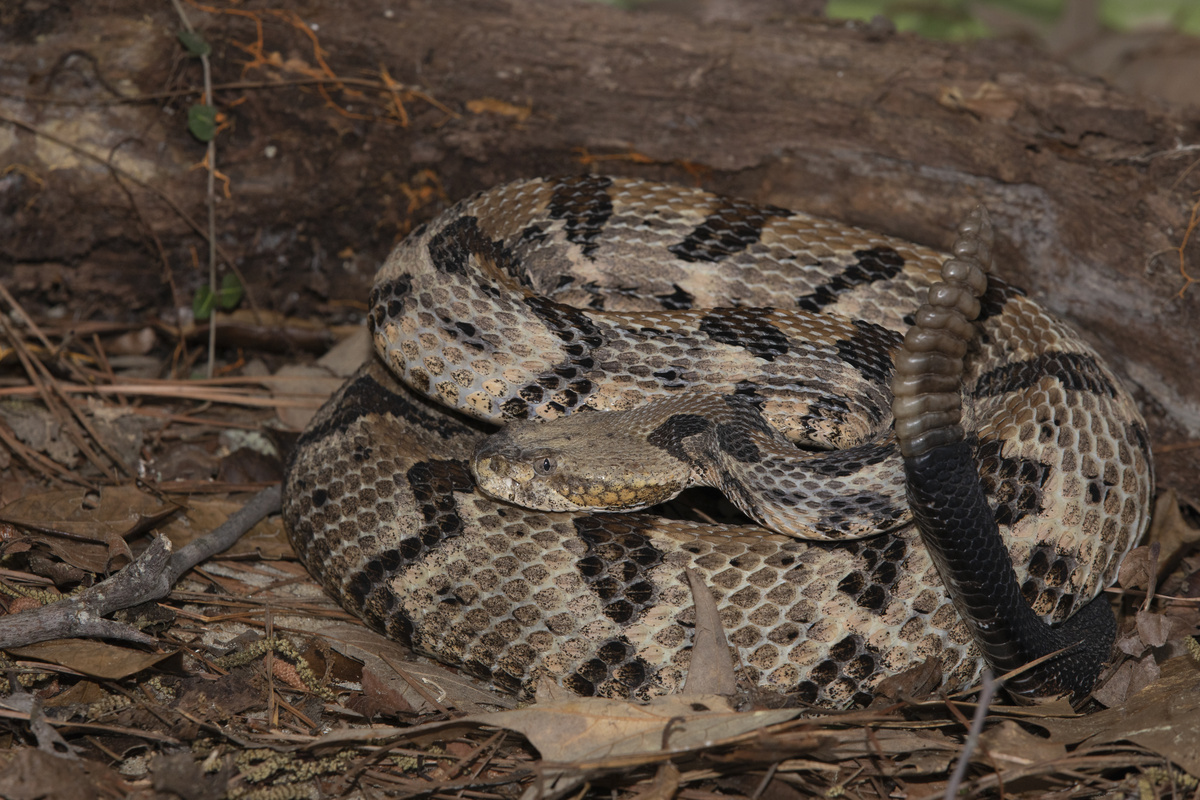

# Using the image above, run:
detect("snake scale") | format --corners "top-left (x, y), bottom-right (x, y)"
top-left (283, 175), bottom-right (1153, 707)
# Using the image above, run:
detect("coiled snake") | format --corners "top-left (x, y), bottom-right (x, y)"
top-left (283, 176), bottom-right (1153, 707)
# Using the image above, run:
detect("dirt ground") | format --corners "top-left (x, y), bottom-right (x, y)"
top-left (1, 0), bottom-right (1199, 798)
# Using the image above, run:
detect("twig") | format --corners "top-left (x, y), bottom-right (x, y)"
top-left (0, 310), bottom-right (122, 481)
top-left (944, 669), bottom-right (997, 800)
top-left (0, 485), bottom-right (281, 649)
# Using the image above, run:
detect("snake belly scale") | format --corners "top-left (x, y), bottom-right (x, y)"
top-left (283, 175), bottom-right (1153, 707)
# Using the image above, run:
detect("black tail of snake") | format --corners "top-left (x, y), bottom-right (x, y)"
top-left (283, 176), bottom-right (1152, 706)
top-left (891, 206), bottom-right (1117, 701)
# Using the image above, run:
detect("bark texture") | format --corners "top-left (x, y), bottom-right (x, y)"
top-left (1, 0), bottom-right (1197, 498)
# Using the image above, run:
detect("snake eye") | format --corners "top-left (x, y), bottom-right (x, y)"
top-left (534, 455), bottom-right (556, 476)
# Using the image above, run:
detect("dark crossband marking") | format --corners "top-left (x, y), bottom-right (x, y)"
top-left (716, 423), bottom-right (762, 463)
top-left (976, 275), bottom-right (1026, 323)
top-left (807, 442), bottom-right (895, 478)
top-left (718, 395), bottom-right (777, 446)
top-left (548, 175), bottom-right (616, 257)
top-left (668, 198), bottom-right (789, 263)
top-left (512, 296), bottom-right (606, 416)
top-left (523, 295), bottom-right (606, 351)
top-left (573, 515), bottom-right (664, 625)
top-left (404, 460), bottom-right (475, 553)
top-left (428, 216), bottom-right (526, 286)
top-left (301, 371), bottom-right (476, 447)
top-left (973, 352), bottom-right (1117, 398)
top-left (647, 414), bottom-right (711, 462)
top-left (795, 247), bottom-right (906, 311)
top-left (698, 308), bottom-right (790, 362)
top-left (368, 275), bottom-right (412, 334)
top-left (651, 368), bottom-right (688, 389)
top-left (341, 459), bottom-right (473, 637)
top-left (562, 636), bottom-right (652, 697)
top-left (655, 284), bottom-right (695, 310)
top-left (835, 320), bottom-right (903, 387)
top-left (796, 395), bottom-right (853, 439)
top-left (519, 223), bottom-right (549, 244)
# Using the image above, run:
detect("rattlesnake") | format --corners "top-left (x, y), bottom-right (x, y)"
top-left (283, 176), bottom-right (1153, 706)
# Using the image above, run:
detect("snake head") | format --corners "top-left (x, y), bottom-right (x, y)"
top-left (471, 413), bottom-right (689, 512)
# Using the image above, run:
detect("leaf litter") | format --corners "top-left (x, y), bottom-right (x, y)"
top-left (0, 7), bottom-right (1198, 799)
top-left (0, 274), bottom-right (1196, 799)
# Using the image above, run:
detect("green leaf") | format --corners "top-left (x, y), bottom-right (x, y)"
top-left (218, 272), bottom-right (244, 311)
top-left (193, 274), bottom-right (245, 321)
top-left (193, 285), bottom-right (216, 321)
top-left (187, 104), bottom-right (217, 143)
top-left (178, 30), bottom-right (211, 57)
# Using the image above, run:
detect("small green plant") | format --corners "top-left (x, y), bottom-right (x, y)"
top-left (177, 29), bottom-right (211, 57)
top-left (178, 29), bottom-right (217, 142)
top-left (193, 273), bottom-right (244, 321)
top-left (186, 103), bottom-right (217, 142)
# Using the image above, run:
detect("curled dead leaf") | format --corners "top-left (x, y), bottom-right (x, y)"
top-left (1147, 490), bottom-right (1200, 578)
top-left (872, 658), bottom-right (942, 702)
top-left (160, 498), bottom-right (290, 560)
top-left (1117, 543), bottom-right (1159, 593)
top-left (682, 568), bottom-right (737, 696)
top-left (459, 693), bottom-right (799, 765)
top-left (1135, 609), bottom-right (1174, 648)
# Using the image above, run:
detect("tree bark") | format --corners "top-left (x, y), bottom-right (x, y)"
top-left (1, 0), bottom-right (1197, 498)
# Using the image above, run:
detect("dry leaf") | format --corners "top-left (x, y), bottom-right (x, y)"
top-left (1117, 544), bottom-right (1159, 593)
top-left (682, 568), bottom-right (737, 696)
top-left (1148, 490), bottom-right (1200, 576)
top-left (629, 762), bottom-right (681, 800)
top-left (270, 364), bottom-right (345, 429)
top-left (0, 486), bottom-right (176, 539)
top-left (359, 663), bottom-right (421, 716)
top-left (40, 680), bottom-right (109, 709)
top-left (535, 677), bottom-right (574, 704)
top-left (1092, 660), bottom-right (1136, 707)
top-left (977, 719), bottom-right (1067, 767)
top-left (462, 693), bottom-right (798, 764)
top-left (0, 746), bottom-right (121, 800)
top-left (306, 692), bottom-right (801, 771)
top-left (160, 498), bottom-right (291, 559)
top-left (1038, 655), bottom-right (1200, 776)
top-left (0, 486), bottom-right (179, 572)
top-left (149, 751), bottom-right (228, 800)
top-left (872, 658), bottom-right (943, 702)
top-left (0, 401), bottom-right (80, 467)
top-left (1135, 609), bottom-right (1174, 648)
top-left (316, 326), bottom-right (372, 377)
top-left (6, 639), bottom-right (174, 680)
top-left (317, 622), bottom-right (514, 714)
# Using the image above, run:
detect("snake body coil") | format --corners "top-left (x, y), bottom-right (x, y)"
top-left (284, 176), bottom-right (1153, 706)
